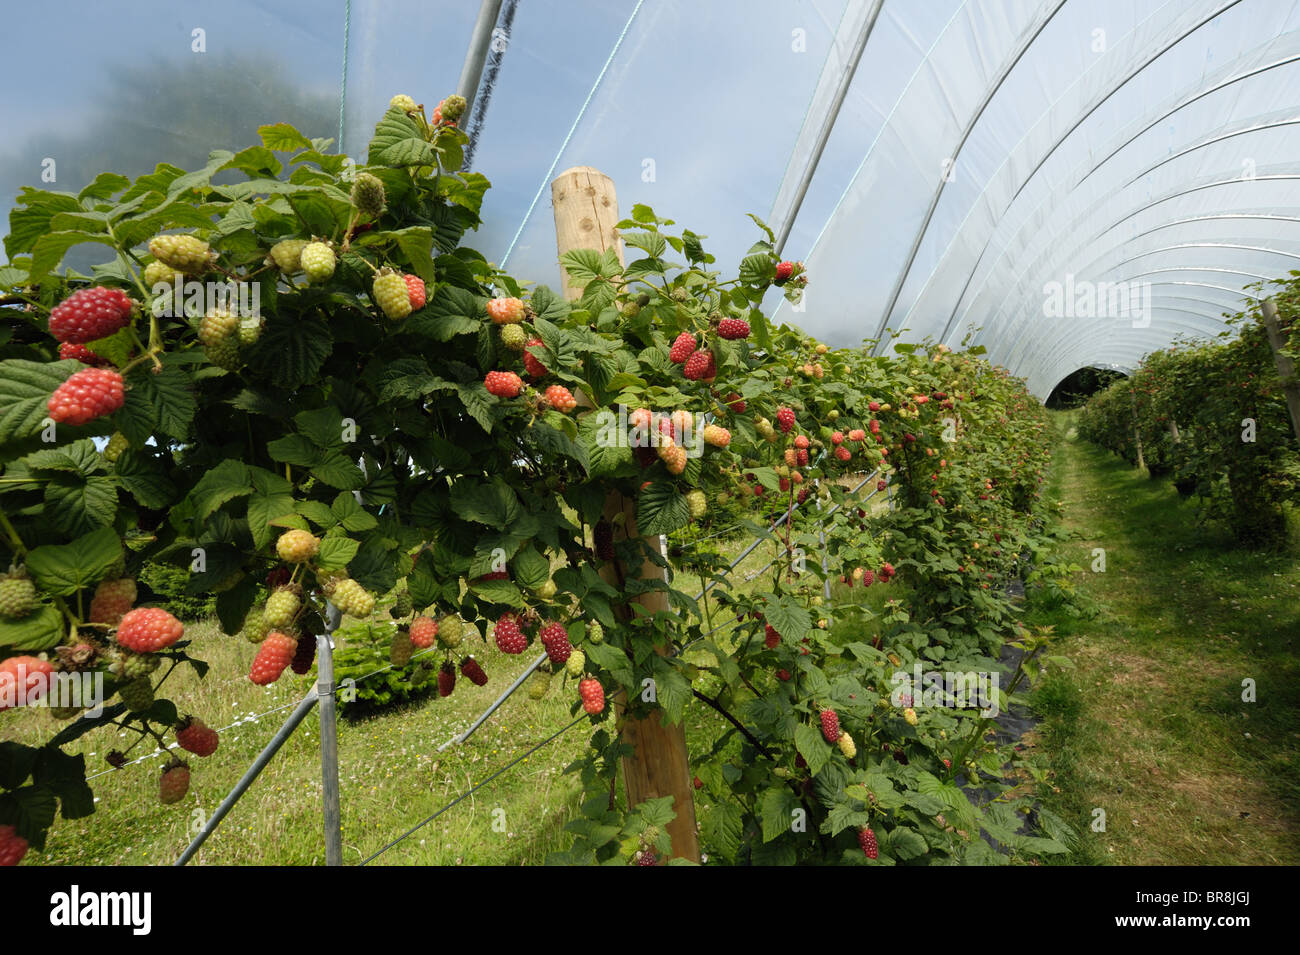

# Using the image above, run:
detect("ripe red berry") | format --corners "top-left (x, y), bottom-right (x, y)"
top-left (404, 273), bottom-right (427, 310)
top-left (48, 367), bottom-right (125, 426)
top-left (819, 708), bottom-right (840, 743)
top-left (764, 624), bottom-right (780, 649)
top-left (486, 296), bottom-right (525, 324)
top-left (460, 657), bottom-right (488, 686)
top-left (835, 446), bottom-right (852, 461)
top-left (861, 569), bottom-right (875, 587)
top-left (877, 480), bottom-right (887, 491)
top-left (776, 407), bottom-right (795, 432)
top-left (116, 607), bottom-right (184, 653)
top-left (494, 613), bottom-right (527, 654)
top-left (717, 317), bottom-right (750, 340)
top-left (523, 339), bottom-right (548, 378)
top-left (438, 662), bottom-right (456, 698)
top-left (725, 392), bottom-right (747, 414)
top-left (409, 615), bottom-right (438, 649)
top-left (58, 341), bottom-right (109, 365)
top-left (858, 826), bottom-right (879, 859)
top-left (579, 678), bottom-right (605, 714)
top-left (484, 370), bottom-right (523, 398)
top-left (0, 824), bottom-right (28, 866)
top-left (777, 668), bottom-right (791, 681)
top-left (539, 622), bottom-right (572, 665)
top-left (250, 631), bottom-right (297, 685)
top-left (848, 428), bottom-right (866, 441)
top-left (0, 656), bottom-right (54, 711)
top-left (669, 331), bottom-right (696, 364)
top-left (545, 384), bottom-right (577, 412)
top-left (49, 286), bottom-right (134, 343)
top-left (159, 759), bottom-right (190, 805)
top-left (290, 632), bottom-right (317, 675)
top-left (869, 419), bottom-right (880, 434)
top-left (775, 261), bottom-right (794, 283)
top-left (868, 401), bottom-right (880, 412)
top-left (176, 716), bottom-right (219, 757)
top-left (683, 349), bottom-right (715, 381)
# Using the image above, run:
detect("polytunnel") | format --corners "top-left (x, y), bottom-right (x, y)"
top-left (1, 0), bottom-right (1298, 884)
top-left (4, 0), bottom-right (1300, 396)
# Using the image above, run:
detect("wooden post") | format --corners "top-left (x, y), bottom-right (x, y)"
top-left (1128, 385), bottom-right (1145, 470)
top-left (1260, 297), bottom-right (1300, 442)
top-left (551, 166), bottom-right (700, 861)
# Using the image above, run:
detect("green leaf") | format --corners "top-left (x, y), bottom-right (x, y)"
top-left (794, 723), bottom-right (831, 777)
top-left (888, 827), bottom-right (929, 860)
top-left (0, 606), bottom-right (64, 652)
top-left (0, 360), bottom-right (78, 447)
top-left (215, 579), bottom-right (257, 637)
top-left (331, 492), bottom-right (378, 532)
top-left (316, 535), bottom-right (360, 571)
top-left (406, 550), bottom-right (439, 610)
top-left (368, 108), bottom-right (438, 167)
top-left (407, 285), bottom-right (481, 341)
top-left (450, 480), bottom-right (521, 529)
top-left (246, 316), bottom-right (333, 390)
top-left (187, 459), bottom-right (253, 520)
top-left (636, 482), bottom-right (690, 536)
top-left (121, 356), bottom-right (196, 442)
top-left (759, 597), bottom-right (812, 643)
top-left (650, 656), bottom-right (693, 724)
top-left (760, 787), bottom-right (799, 842)
top-left (44, 473), bottom-right (117, 536)
top-left (24, 527), bottom-right (122, 597)
top-left (468, 576), bottom-right (525, 609)
top-left (259, 123), bottom-right (314, 152)
top-left (738, 252), bottom-right (774, 287)
top-left (701, 801), bottom-right (743, 860)
top-left (511, 545), bottom-right (551, 591)
top-left (5, 188), bottom-right (82, 258)
top-left (390, 226), bottom-right (437, 285)
top-left (246, 468), bottom-right (296, 550)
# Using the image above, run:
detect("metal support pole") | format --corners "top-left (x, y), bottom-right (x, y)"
top-left (175, 689), bottom-right (319, 865)
top-left (318, 603), bottom-right (343, 866)
top-left (773, 0), bottom-right (884, 256)
top-left (455, 0), bottom-right (504, 114)
top-left (437, 651), bottom-right (548, 752)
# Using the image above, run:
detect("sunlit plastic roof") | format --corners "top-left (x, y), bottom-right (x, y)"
top-left (4, 0), bottom-right (1298, 397)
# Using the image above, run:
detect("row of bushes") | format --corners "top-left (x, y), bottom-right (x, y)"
top-left (1076, 278), bottom-right (1300, 548)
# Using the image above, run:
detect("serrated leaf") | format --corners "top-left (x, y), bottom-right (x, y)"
top-left (246, 315), bottom-right (332, 390)
top-left (331, 492), bottom-right (378, 531)
top-left (24, 527), bottom-right (122, 597)
top-left (44, 473), bottom-right (117, 536)
top-left (122, 357), bottom-right (196, 441)
top-left (794, 723), bottom-right (831, 777)
top-left (368, 108), bottom-right (438, 167)
top-left (186, 459), bottom-right (253, 520)
top-left (259, 122), bottom-right (313, 152)
top-left (0, 606), bottom-right (64, 652)
top-left (760, 787), bottom-right (798, 842)
top-left (636, 482), bottom-right (690, 536)
top-left (316, 535), bottom-right (360, 571)
top-left (246, 468), bottom-right (296, 550)
top-left (511, 545), bottom-right (551, 591)
top-left (0, 360), bottom-right (78, 447)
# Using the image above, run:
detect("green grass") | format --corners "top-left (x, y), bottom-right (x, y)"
top-left (1024, 411), bottom-right (1300, 865)
top-left (8, 623), bottom-right (593, 865)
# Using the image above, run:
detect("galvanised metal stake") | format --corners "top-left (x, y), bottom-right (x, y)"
top-left (175, 689), bottom-right (319, 866)
top-left (436, 651), bottom-right (548, 752)
top-left (318, 603), bottom-right (343, 866)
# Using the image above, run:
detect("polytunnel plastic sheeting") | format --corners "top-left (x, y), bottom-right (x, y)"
top-left (763, 0), bottom-right (1300, 397)
top-left (0, 0), bottom-right (349, 269)
top-left (6, 1), bottom-right (1300, 401)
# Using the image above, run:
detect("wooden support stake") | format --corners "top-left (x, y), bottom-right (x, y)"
top-left (551, 166), bottom-right (700, 861)
top-left (1128, 385), bottom-right (1145, 470)
top-left (1260, 297), bottom-right (1300, 442)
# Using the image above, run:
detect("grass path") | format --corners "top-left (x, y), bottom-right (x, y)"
top-left (1026, 412), bottom-right (1300, 865)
